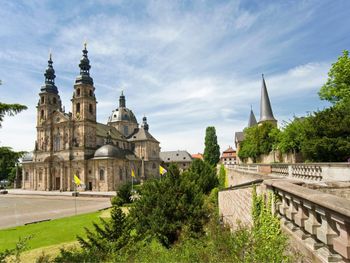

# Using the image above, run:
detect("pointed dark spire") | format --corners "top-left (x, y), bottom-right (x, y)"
top-left (41, 52), bottom-right (58, 94)
top-left (75, 42), bottom-right (93, 85)
top-left (119, 90), bottom-right (126, 107)
top-left (141, 115), bottom-right (149, 131)
top-left (248, 106), bottom-right (257, 127)
top-left (259, 74), bottom-right (276, 123)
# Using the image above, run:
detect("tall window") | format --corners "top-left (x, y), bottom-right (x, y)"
top-left (41, 96), bottom-right (45, 104)
top-left (77, 88), bottom-right (80, 96)
top-left (89, 90), bottom-right (93, 96)
top-left (89, 104), bottom-right (93, 114)
top-left (39, 172), bottom-right (42, 181)
top-left (99, 169), bottom-right (105, 181)
top-left (25, 172), bottom-right (29, 181)
top-left (40, 110), bottom-right (44, 119)
top-left (53, 97), bottom-right (57, 104)
top-left (119, 168), bottom-right (123, 181)
top-left (76, 103), bottom-right (80, 113)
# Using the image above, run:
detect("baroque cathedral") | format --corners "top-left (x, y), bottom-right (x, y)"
top-left (22, 44), bottom-right (161, 191)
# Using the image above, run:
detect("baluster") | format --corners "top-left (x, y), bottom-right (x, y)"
top-left (294, 199), bottom-right (308, 228)
top-left (285, 195), bottom-right (297, 222)
top-left (315, 207), bottom-right (338, 246)
top-left (332, 215), bottom-right (350, 259)
top-left (304, 202), bottom-right (321, 235)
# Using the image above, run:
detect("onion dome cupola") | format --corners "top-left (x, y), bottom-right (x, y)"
top-left (41, 53), bottom-right (58, 94)
top-left (141, 116), bottom-right (149, 131)
top-left (107, 91), bottom-right (138, 137)
top-left (259, 74), bottom-right (277, 124)
top-left (75, 42), bottom-right (93, 85)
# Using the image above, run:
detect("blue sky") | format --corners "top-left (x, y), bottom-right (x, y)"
top-left (0, 0), bottom-right (349, 154)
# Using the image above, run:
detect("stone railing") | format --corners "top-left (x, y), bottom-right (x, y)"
top-left (234, 164), bottom-right (258, 173)
top-left (265, 180), bottom-right (350, 261)
top-left (234, 163), bottom-right (350, 182)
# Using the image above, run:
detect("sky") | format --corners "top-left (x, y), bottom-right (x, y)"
top-left (0, 0), bottom-right (349, 154)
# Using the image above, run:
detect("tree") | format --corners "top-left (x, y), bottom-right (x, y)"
top-left (300, 102), bottom-right (350, 162)
top-left (203, 126), bottom-right (220, 166)
top-left (0, 103), bottom-right (27, 127)
top-left (129, 164), bottom-right (207, 247)
top-left (319, 50), bottom-right (350, 105)
top-left (278, 117), bottom-right (308, 154)
top-left (182, 159), bottom-right (218, 194)
top-left (0, 147), bottom-right (25, 181)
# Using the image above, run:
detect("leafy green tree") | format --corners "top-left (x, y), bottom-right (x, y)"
top-left (182, 159), bottom-right (218, 194)
top-left (112, 182), bottom-right (132, 206)
top-left (319, 50), bottom-right (350, 105)
top-left (300, 102), bottom-right (350, 162)
top-left (129, 164), bottom-right (207, 247)
top-left (218, 164), bottom-right (226, 189)
top-left (0, 102), bottom-right (27, 127)
top-left (0, 147), bottom-right (25, 181)
top-left (278, 117), bottom-right (308, 154)
top-left (203, 126), bottom-right (220, 166)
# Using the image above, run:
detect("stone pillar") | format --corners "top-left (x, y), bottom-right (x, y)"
top-left (22, 169), bottom-right (25, 189)
top-left (60, 165), bottom-right (63, 191)
top-left (44, 167), bottom-right (47, 190)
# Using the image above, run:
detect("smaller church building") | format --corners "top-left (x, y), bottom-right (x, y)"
top-left (22, 45), bottom-right (161, 192)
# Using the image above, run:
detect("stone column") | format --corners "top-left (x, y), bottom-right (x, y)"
top-left (60, 164), bottom-right (63, 191)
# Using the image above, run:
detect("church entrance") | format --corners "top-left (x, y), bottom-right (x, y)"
top-left (55, 177), bottom-right (60, 190)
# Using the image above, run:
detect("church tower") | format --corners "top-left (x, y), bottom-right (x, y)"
top-left (247, 107), bottom-right (257, 128)
top-left (259, 74), bottom-right (277, 126)
top-left (71, 43), bottom-right (97, 151)
top-left (36, 53), bottom-right (62, 151)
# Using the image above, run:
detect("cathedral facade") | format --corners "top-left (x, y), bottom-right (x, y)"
top-left (21, 45), bottom-right (161, 191)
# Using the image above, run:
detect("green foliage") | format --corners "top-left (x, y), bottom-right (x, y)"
top-left (218, 164), bottom-right (226, 189)
top-left (203, 126), bottom-right (220, 166)
top-left (251, 187), bottom-right (291, 263)
top-left (112, 182), bottom-right (132, 206)
top-left (182, 159), bottom-right (218, 194)
top-left (300, 101), bottom-right (350, 161)
top-left (0, 102), bottom-right (27, 127)
top-left (319, 50), bottom-right (350, 105)
top-left (77, 206), bottom-right (129, 258)
top-left (278, 118), bottom-right (308, 154)
top-left (238, 123), bottom-right (278, 161)
top-left (0, 235), bottom-right (32, 263)
top-left (129, 163), bottom-right (207, 246)
top-left (0, 147), bottom-right (25, 181)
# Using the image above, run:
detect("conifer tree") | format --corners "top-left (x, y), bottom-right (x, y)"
top-left (203, 126), bottom-right (220, 166)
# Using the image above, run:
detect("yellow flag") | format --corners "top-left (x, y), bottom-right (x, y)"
top-left (131, 169), bottom-right (135, 177)
top-left (74, 175), bottom-right (81, 186)
top-left (159, 165), bottom-right (167, 176)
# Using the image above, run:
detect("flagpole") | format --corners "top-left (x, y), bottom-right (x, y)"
top-left (74, 182), bottom-right (77, 215)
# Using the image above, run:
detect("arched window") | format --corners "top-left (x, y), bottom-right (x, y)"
top-left (40, 110), bottom-right (44, 119)
top-left (89, 104), bottom-right (93, 114)
top-left (41, 96), bottom-right (45, 104)
top-left (53, 97), bottom-right (57, 104)
top-left (77, 88), bottom-right (80, 96)
top-left (76, 103), bottom-right (80, 113)
top-left (99, 169), bottom-right (105, 181)
top-left (89, 90), bottom-right (93, 96)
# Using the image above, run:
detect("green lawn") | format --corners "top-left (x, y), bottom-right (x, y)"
top-left (0, 211), bottom-right (105, 252)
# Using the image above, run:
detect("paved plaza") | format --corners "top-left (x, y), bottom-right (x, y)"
top-left (0, 194), bottom-right (112, 229)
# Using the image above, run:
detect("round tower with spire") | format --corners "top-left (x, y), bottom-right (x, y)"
top-left (71, 43), bottom-right (97, 150)
top-left (36, 52), bottom-right (62, 131)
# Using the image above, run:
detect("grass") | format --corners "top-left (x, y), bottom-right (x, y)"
top-left (0, 210), bottom-right (109, 252)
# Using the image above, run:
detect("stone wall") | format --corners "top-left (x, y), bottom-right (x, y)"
top-left (219, 185), bottom-right (256, 229)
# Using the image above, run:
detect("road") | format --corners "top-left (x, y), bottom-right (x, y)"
top-left (0, 195), bottom-right (111, 229)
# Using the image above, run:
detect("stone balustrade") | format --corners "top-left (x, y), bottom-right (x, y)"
top-left (234, 163), bottom-right (350, 182)
top-left (265, 180), bottom-right (350, 261)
